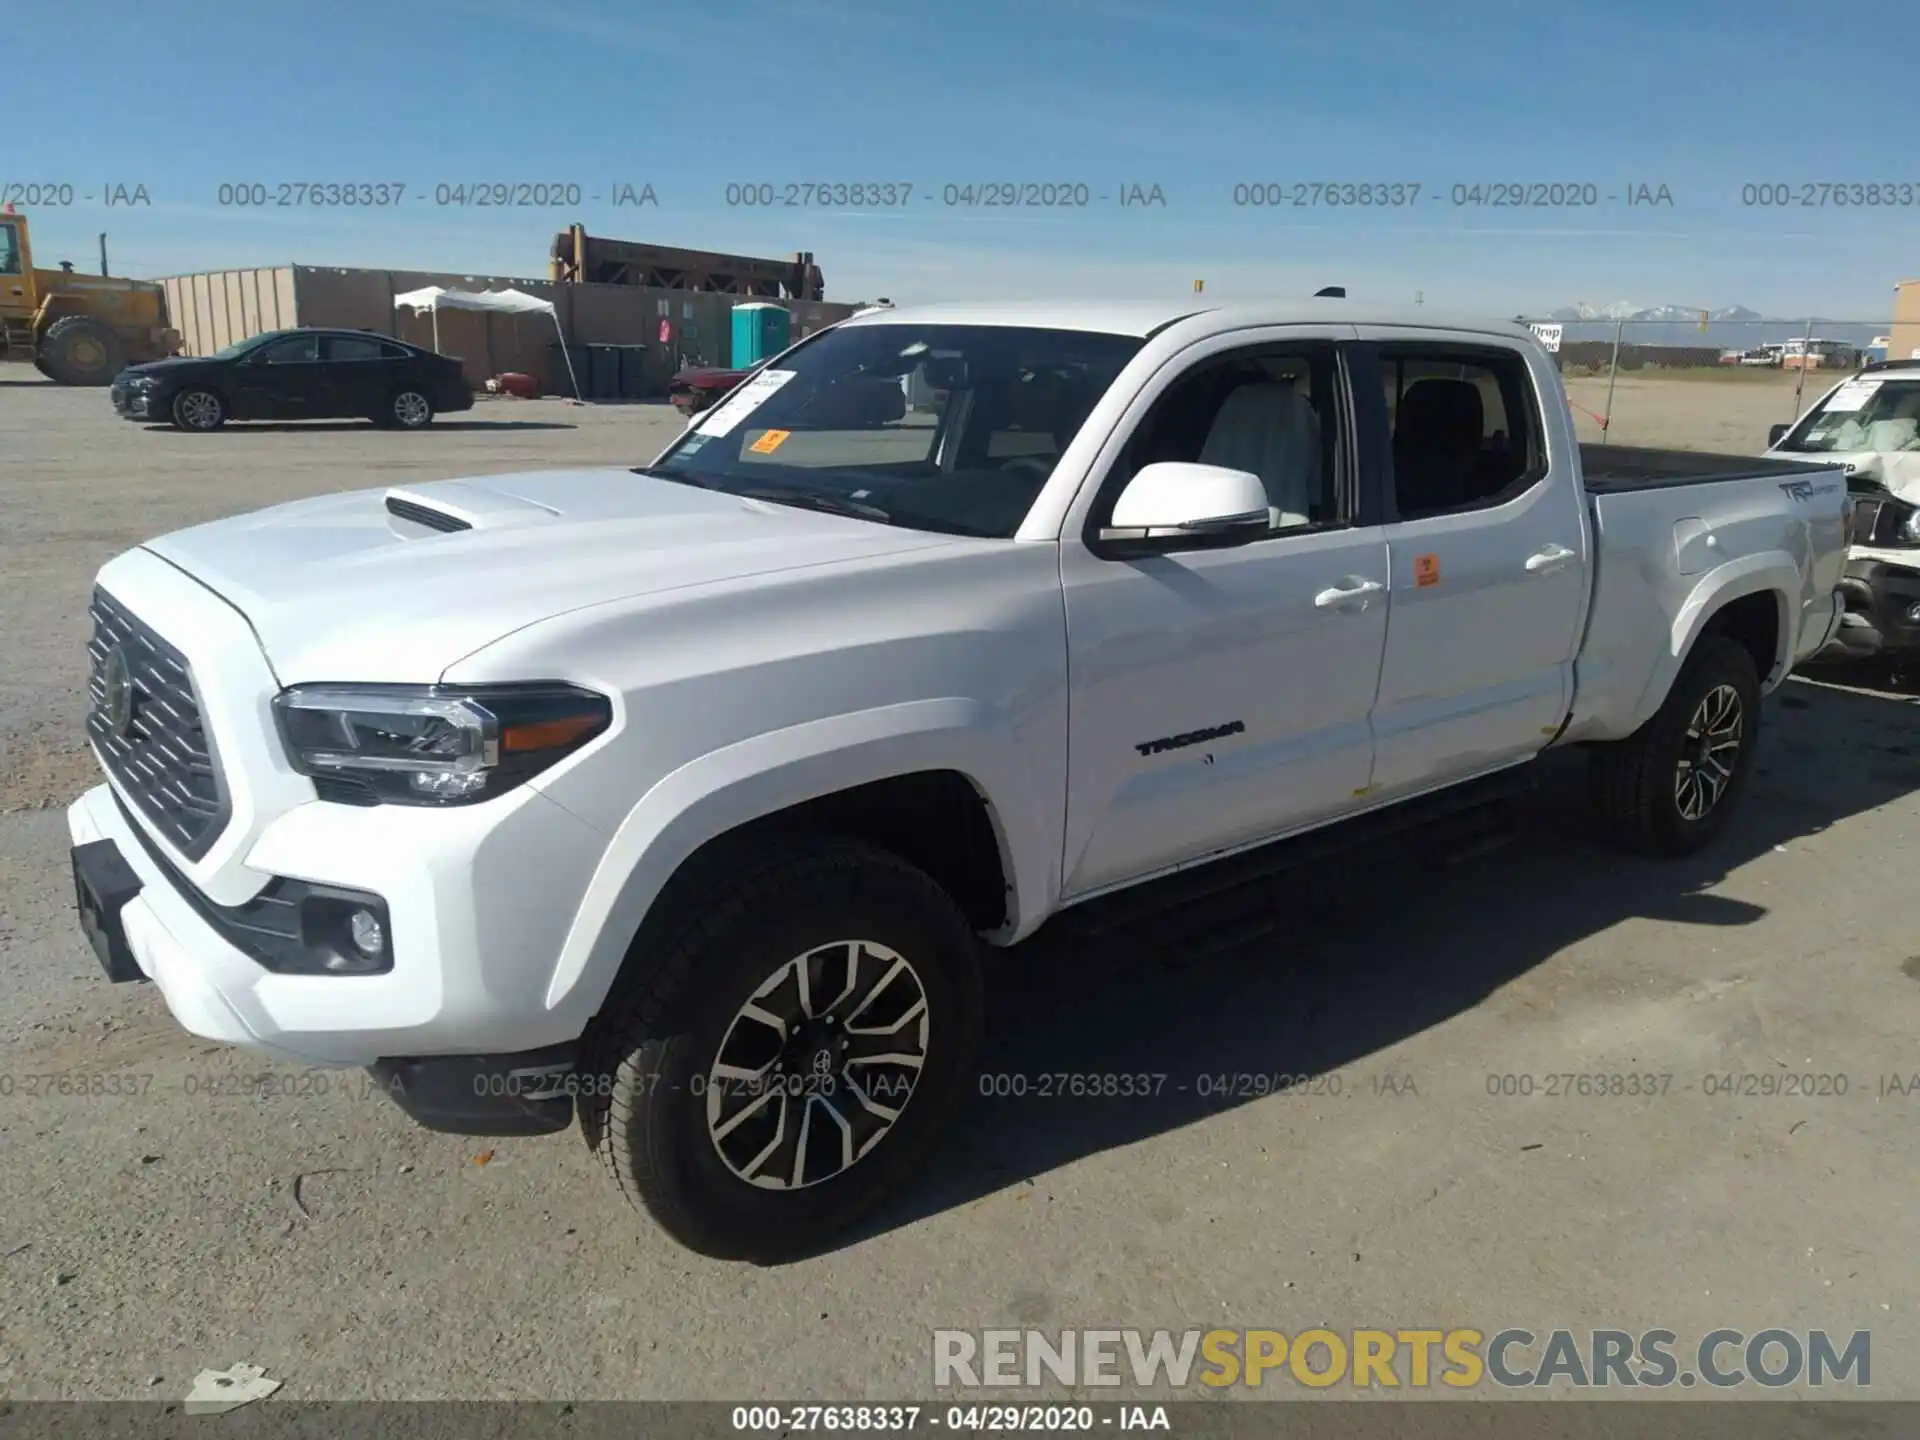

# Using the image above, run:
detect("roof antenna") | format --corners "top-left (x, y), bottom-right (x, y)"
top-left (1314, 286), bottom-right (1346, 298)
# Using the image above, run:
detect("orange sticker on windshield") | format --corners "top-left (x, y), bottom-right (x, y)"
top-left (1414, 554), bottom-right (1441, 587)
top-left (748, 428), bottom-right (791, 454)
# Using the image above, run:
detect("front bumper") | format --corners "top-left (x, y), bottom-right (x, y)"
top-left (67, 770), bottom-right (610, 1069)
top-left (1824, 555), bottom-right (1920, 658)
top-left (109, 384), bottom-right (156, 420)
top-left (72, 791), bottom-right (590, 1137)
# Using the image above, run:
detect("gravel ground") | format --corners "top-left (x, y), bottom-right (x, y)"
top-left (2, 371), bottom-right (1917, 1404)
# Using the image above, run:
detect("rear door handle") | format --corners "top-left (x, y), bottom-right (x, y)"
top-left (1525, 543), bottom-right (1577, 574)
top-left (1314, 578), bottom-right (1385, 610)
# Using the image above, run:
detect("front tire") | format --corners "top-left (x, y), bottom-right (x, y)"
top-left (170, 387), bottom-right (226, 431)
top-left (385, 389), bottom-right (434, 428)
top-left (584, 836), bottom-right (984, 1261)
top-left (39, 315), bottom-right (125, 386)
top-left (1589, 637), bottom-right (1761, 856)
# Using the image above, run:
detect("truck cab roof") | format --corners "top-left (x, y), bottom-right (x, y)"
top-left (837, 297), bottom-right (1539, 344)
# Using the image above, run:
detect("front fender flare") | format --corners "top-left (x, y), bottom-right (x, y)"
top-left (538, 697), bottom-right (1057, 1023)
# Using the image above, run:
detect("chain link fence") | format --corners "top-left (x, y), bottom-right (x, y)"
top-left (1514, 318), bottom-right (1899, 455)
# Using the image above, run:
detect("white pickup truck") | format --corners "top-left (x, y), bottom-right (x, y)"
top-left (69, 300), bottom-right (1847, 1259)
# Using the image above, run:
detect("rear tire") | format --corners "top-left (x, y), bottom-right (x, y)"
top-left (582, 836), bottom-right (984, 1262)
top-left (1588, 637), bottom-right (1761, 856)
top-left (38, 316), bottom-right (125, 386)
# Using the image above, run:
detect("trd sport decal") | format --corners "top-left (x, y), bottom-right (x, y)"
top-left (1135, 721), bottom-right (1246, 757)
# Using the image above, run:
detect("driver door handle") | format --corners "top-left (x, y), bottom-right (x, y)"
top-left (1314, 578), bottom-right (1385, 610)
top-left (1525, 543), bottom-right (1577, 574)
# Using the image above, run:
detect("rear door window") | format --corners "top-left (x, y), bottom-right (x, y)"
top-left (325, 335), bottom-right (387, 361)
top-left (1378, 346), bottom-right (1545, 518)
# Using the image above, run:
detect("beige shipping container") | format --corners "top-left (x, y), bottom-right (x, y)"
top-left (1891, 279), bottom-right (1920, 364)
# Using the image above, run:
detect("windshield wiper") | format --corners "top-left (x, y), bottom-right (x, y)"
top-left (734, 488), bottom-right (894, 524)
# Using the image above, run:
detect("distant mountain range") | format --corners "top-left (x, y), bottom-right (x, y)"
top-left (1533, 303), bottom-right (1885, 351)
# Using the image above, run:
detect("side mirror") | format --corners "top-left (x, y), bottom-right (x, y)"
top-left (923, 357), bottom-right (970, 390)
top-left (1096, 462), bottom-right (1271, 556)
top-left (1768, 423), bottom-right (1790, 448)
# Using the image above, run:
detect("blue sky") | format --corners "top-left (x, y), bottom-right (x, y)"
top-left (14, 0), bottom-right (1914, 318)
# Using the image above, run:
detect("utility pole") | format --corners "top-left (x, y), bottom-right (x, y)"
top-left (1600, 316), bottom-right (1625, 446)
top-left (99, 233), bottom-right (108, 277)
top-left (1789, 314), bottom-right (1816, 422)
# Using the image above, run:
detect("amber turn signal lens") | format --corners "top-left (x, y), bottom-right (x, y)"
top-left (502, 713), bottom-right (605, 753)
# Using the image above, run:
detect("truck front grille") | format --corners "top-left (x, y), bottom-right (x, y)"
top-left (86, 587), bottom-right (230, 860)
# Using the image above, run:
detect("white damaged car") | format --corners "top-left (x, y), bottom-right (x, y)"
top-left (1767, 360), bottom-right (1920, 664)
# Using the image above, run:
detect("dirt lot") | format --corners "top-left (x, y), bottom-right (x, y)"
top-left (2, 371), bottom-right (1917, 1404)
top-left (1562, 366), bottom-right (1836, 451)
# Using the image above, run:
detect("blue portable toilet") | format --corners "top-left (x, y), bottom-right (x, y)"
top-left (732, 303), bottom-right (791, 368)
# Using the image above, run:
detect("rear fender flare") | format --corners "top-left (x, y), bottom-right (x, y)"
top-left (1630, 552), bottom-right (1798, 728)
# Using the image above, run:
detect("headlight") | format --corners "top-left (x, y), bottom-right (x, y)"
top-left (272, 683), bottom-right (611, 806)
top-left (127, 376), bottom-right (157, 390)
top-left (1902, 508), bottom-right (1920, 545)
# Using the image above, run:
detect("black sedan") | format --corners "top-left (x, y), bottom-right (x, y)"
top-left (109, 328), bottom-right (475, 431)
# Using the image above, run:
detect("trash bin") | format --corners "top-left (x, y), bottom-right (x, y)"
top-left (547, 342), bottom-right (591, 399)
top-left (588, 345), bottom-right (623, 401)
top-left (616, 345), bottom-right (651, 399)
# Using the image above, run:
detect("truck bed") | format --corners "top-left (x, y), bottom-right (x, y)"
top-left (1579, 444), bottom-right (1839, 493)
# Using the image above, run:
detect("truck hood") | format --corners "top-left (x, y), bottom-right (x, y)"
top-left (1767, 446), bottom-right (1920, 505)
top-left (141, 468), bottom-right (957, 682)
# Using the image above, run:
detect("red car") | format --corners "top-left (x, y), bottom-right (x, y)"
top-left (668, 366), bottom-right (752, 417)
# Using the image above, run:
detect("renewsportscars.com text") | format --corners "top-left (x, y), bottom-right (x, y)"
top-left (932, 1327), bottom-right (1871, 1390)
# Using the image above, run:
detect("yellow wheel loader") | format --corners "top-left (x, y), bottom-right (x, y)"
top-left (0, 206), bottom-right (179, 385)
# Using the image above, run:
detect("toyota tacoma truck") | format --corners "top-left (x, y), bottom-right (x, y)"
top-left (68, 300), bottom-right (1848, 1260)
top-left (1764, 358), bottom-right (1920, 665)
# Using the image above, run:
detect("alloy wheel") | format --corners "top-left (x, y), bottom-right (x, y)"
top-left (705, 940), bottom-right (931, 1191)
top-left (177, 392), bottom-right (221, 429)
top-left (1674, 682), bottom-right (1743, 821)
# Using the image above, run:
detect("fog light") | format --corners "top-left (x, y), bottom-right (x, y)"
top-left (348, 908), bottom-right (384, 956)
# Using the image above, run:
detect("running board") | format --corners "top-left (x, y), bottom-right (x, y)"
top-left (1404, 797), bottom-right (1522, 872)
top-left (1046, 765), bottom-right (1538, 943)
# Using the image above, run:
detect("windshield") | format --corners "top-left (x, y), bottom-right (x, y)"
top-left (210, 333), bottom-right (279, 360)
top-left (645, 323), bottom-right (1145, 537)
top-left (1777, 375), bottom-right (1920, 454)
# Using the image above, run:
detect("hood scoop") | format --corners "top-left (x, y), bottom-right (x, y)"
top-left (383, 480), bottom-right (564, 537)
top-left (385, 495), bottom-right (471, 533)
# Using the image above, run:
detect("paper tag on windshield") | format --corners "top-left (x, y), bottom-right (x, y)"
top-left (697, 369), bottom-right (797, 437)
top-left (1822, 379), bottom-right (1882, 413)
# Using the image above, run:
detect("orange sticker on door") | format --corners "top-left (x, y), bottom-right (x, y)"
top-left (747, 428), bottom-right (792, 454)
top-left (1414, 553), bottom-right (1441, 587)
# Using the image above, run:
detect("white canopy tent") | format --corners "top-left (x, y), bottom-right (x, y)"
top-left (391, 284), bottom-right (582, 401)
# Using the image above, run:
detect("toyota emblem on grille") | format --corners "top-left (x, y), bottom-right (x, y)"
top-left (102, 644), bottom-right (135, 737)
